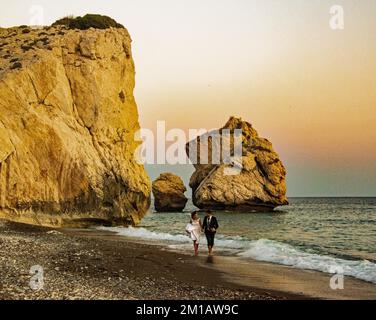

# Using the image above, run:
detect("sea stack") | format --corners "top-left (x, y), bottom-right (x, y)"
top-left (0, 24), bottom-right (151, 227)
top-left (152, 173), bottom-right (188, 212)
top-left (186, 117), bottom-right (288, 211)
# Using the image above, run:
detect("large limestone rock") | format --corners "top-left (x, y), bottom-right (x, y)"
top-left (0, 25), bottom-right (151, 227)
top-left (186, 117), bottom-right (288, 211)
top-left (152, 173), bottom-right (188, 212)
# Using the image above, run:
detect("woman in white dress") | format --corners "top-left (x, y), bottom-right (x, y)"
top-left (186, 211), bottom-right (202, 256)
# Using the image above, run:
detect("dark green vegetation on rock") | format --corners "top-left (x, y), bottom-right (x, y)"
top-left (52, 14), bottom-right (125, 30)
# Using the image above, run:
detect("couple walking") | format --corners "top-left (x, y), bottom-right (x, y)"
top-left (186, 210), bottom-right (219, 256)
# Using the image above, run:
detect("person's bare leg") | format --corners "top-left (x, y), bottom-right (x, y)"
top-left (208, 246), bottom-right (212, 256)
top-left (194, 242), bottom-right (199, 256)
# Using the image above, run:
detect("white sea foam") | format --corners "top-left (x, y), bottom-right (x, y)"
top-left (97, 226), bottom-right (376, 283)
top-left (97, 226), bottom-right (189, 243)
top-left (238, 239), bottom-right (376, 283)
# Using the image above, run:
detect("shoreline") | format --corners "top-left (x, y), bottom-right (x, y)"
top-left (72, 228), bottom-right (376, 300)
top-left (202, 256), bottom-right (376, 300)
top-left (1, 219), bottom-right (375, 300)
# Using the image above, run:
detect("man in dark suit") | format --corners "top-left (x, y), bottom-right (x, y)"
top-left (202, 210), bottom-right (219, 256)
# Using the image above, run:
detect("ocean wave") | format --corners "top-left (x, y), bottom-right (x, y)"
top-left (239, 239), bottom-right (376, 283)
top-left (97, 226), bottom-right (376, 283)
top-left (97, 226), bottom-right (189, 242)
top-left (98, 226), bottom-right (249, 249)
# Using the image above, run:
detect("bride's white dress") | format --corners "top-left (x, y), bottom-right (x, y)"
top-left (186, 219), bottom-right (202, 243)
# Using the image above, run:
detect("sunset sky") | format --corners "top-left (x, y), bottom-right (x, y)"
top-left (1, 0), bottom-right (376, 196)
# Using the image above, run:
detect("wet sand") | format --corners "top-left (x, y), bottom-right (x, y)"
top-left (1, 219), bottom-right (375, 300)
top-left (203, 256), bottom-right (376, 300)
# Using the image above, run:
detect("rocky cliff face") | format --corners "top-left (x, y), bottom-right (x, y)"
top-left (152, 173), bottom-right (188, 212)
top-left (0, 26), bottom-right (151, 227)
top-left (186, 117), bottom-right (288, 211)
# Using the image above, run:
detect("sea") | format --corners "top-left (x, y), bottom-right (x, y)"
top-left (98, 198), bottom-right (376, 284)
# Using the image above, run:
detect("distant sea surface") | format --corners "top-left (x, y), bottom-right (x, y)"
top-left (99, 198), bottom-right (376, 283)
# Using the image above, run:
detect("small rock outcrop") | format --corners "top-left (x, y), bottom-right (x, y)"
top-left (0, 25), bottom-right (151, 227)
top-left (186, 117), bottom-right (288, 211)
top-left (152, 173), bottom-right (188, 212)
